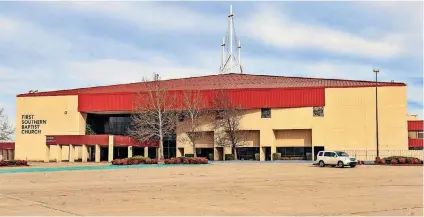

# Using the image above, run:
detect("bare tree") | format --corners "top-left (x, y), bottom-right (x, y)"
top-left (178, 90), bottom-right (209, 157)
top-left (0, 108), bottom-right (14, 141)
top-left (211, 90), bottom-right (246, 160)
top-left (129, 73), bottom-right (177, 160)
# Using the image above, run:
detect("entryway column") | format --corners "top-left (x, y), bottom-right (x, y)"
top-left (128, 146), bottom-right (133, 158)
top-left (95, 144), bottom-right (100, 162)
top-left (81, 145), bottom-right (88, 163)
top-left (144, 147), bottom-right (148, 158)
top-left (271, 146), bottom-right (277, 160)
top-left (56, 145), bottom-right (62, 162)
top-left (45, 145), bottom-right (50, 163)
top-left (69, 145), bottom-right (75, 162)
top-left (260, 147), bottom-right (265, 161)
top-left (108, 135), bottom-right (114, 162)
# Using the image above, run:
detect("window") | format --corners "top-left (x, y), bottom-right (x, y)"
top-left (178, 113), bottom-right (185, 122)
top-left (261, 108), bottom-right (271, 118)
top-left (324, 152), bottom-right (332, 157)
top-left (313, 107), bottom-right (324, 117)
top-left (419, 132), bottom-right (424, 139)
top-left (215, 110), bottom-right (223, 120)
top-left (318, 152), bottom-right (324, 156)
top-left (276, 147), bottom-right (313, 160)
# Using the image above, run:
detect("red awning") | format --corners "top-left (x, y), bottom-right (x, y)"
top-left (408, 120), bottom-right (424, 131)
top-left (408, 138), bottom-right (423, 148)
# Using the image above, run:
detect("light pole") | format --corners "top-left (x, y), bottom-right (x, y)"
top-left (373, 68), bottom-right (380, 158)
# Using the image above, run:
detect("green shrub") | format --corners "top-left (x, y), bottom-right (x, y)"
top-left (185, 154), bottom-right (195, 157)
top-left (254, 153), bottom-right (260, 161)
top-left (272, 153), bottom-right (281, 160)
top-left (225, 154), bottom-right (234, 160)
top-left (208, 153), bottom-right (214, 160)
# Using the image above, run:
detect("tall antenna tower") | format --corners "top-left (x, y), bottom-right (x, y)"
top-left (219, 5), bottom-right (243, 74)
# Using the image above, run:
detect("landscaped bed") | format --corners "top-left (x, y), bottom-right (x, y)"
top-left (375, 156), bottom-right (423, 166)
top-left (111, 156), bottom-right (158, 165)
top-left (0, 160), bottom-right (29, 167)
top-left (164, 157), bottom-right (208, 164)
top-left (111, 156), bottom-right (209, 165)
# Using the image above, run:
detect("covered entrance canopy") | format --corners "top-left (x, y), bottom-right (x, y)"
top-left (45, 135), bottom-right (158, 163)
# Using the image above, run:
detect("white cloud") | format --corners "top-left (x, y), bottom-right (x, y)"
top-left (65, 1), bottom-right (222, 34)
top-left (0, 17), bottom-right (20, 37)
top-left (66, 58), bottom-right (214, 86)
top-left (244, 7), bottom-right (404, 59)
top-left (0, 16), bottom-right (73, 58)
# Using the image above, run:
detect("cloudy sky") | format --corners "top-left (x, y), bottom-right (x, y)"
top-left (0, 1), bottom-right (422, 129)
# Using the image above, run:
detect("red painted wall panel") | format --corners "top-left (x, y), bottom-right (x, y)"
top-left (0, 142), bottom-right (14, 150)
top-left (408, 120), bottom-right (424, 131)
top-left (45, 135), bottom-right (159, 147)
top-left (113, 136), bottom-right (159, 147)
top-left (78, 88), bottom-right (325, 112)
top-left (46, 135), bottom-right (109, 146)
top-left (408, 138), bottom-right (423, 148)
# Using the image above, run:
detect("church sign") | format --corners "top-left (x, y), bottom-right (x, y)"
top-left (21, 114), bottom-right (47, 134)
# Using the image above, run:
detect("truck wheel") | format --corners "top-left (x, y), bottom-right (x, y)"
top-left (337, 161), bottom-right (344, 168)
top-left (319, 161), bottom-right (325, 167)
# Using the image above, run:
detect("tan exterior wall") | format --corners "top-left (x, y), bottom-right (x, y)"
top-left (274, 129), bottom-right (312, 147)
top-left (176, 86), bottom-right (408, 160)
top-left (194, 132), bottom-right (214, 148)
top-left (15, 96), bottom-right (86, 161)
top-left (238, 130), bottom-right (260, 147)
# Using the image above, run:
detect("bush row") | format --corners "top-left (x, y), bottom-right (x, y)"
top-left (0, 160), bottom-right (29, 167)
top-left (111, 156), bottom-right (158, 165)
top-left (375, 156), bottom-right (423, 165)
top-left (164, 157), bottom-right (208, 164)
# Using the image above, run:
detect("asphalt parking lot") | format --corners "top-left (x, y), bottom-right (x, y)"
top-left (0, 163), bottom-right (422, 215)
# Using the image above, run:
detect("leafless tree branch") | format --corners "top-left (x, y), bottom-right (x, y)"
top-left (211, 90), bottom-right (246, 160)
top-left (128, 73), bottom-right (178, 160)
top-left (0, 108), bottom-right (14, 141)
top-left (177, 89), bottom-right (210, 157)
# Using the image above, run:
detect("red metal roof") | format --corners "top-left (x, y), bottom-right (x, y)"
top-left (408, 138), bottom-right (423, 148)
top-left (78, 88), bottom-right (325, 112)
top-left (0, 142), bottom-right (14, 149)
top-left (408, 120), bottom-right (424, 131)
top-left (17, 73), bottom-right (406, 97)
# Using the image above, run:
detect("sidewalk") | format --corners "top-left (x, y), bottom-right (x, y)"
top-left (210, 160), bottom-right (314, 164)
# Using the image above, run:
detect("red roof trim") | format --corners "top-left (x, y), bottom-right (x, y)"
top-left (408, 120), bottom-right (424, 131)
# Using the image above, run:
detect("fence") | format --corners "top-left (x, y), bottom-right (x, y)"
top-left (341, 150), bottom-right (424, 161)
